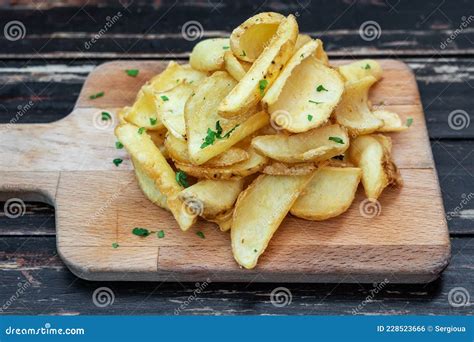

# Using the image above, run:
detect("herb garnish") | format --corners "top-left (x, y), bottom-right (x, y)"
top-left (160, 95), bottom-right (169, 101)
top-left (308, 100), bottom-right (322, 104)
top-left (115, 141), bottom-right (124, 149)
top-left (200, 121), bottom-right (240, 149)
top-left (307, 114), bottom-right (313, 121)
top-left (113, 158), bottom-right (123, 167)
top-left (125, 69), bottom-right (139, 77)
top-left (138, 127), bottom-right (145, 134)
top-left (157, 230), bottom-right (165, 239)
top-left (101, 111), bottom-right (111, 121)
top-left (89, 91), bottom-right (104, 100)
top-left (240, 50), bottom-right (247, 57)
top-left (406, 117), bottom-right (413, 127)
top-left (196, 231), bottom-right (205, 239)
top-left (329, 136), bottom-right (344, 144)
top-left (222, 46), bottom-right (230, 50)
top-left (132, 227), bottom-right (152, 237)
top-left (112, 242), bottom-right (119, 248)
top-left (364, 64), bottom-right (371, 70)
top-left (176, 170), bottom-right (189, 188)
top-left (316, 84), bottom-right (328, 92)
top-left (258, 79), bottom-right (268, 96)
top-left (150, 117), bottom-right (158, 126)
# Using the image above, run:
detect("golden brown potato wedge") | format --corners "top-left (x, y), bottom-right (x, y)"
top-left (185, 71), bottom-right (269, 165)
top-left (115, 123), bottom-right (196, 230)
top-left (175, 148), bottom-right (267, 180)
top-left (223, 51), bottom-right (251, 81)
top-left (124, 86), bottom-right (165, 130)
top-left (338, 59), bottom-right (383, 83)
top-left (373, 109), bottom-right (409, 132)
top-left (147, 128), bottom-right (169, 158)
top-left (149, 61), bottom-right (206, 92)
top-left (230, 12), bottom-right (285, 62)
top-left (231, 173), bottom-right (315, 269)
top-left (252, 124), bottom-right (349, 163)
top-left (189, 38), bottom-right (230, 72)
top-left (291, 166), bottom-right (361, 220)
top-left (132, 158), bottom-right (169, 211)
top-left (262, 162), bottom-right (317, 175)
top-left (219, 15), bottom-right (298, 118)
top-left (263, 40), bottom-right (344, 133)
top-left (334, 76), bottom-right (384, 136)
top-left (348, 134), bottom-right (402, 200)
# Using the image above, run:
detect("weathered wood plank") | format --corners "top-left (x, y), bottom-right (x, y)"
top-left (0, 236), bottom-right (471, 315)
top-left (0, 0), bottom-right (473, 58)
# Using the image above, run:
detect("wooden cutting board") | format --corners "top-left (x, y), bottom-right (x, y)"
top-left (0, 60), bottom-right (450, 283)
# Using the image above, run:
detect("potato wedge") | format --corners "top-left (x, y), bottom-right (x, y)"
top-left (176, 179), bottom-right (244, 218)
top-left (117, 106), bottom-right (130, 124)
top-left (294, 36), bottom-right (328, 65)
top-left (348, 134), bottom-right (401, 200)
top-left (338, 59), bottom-right (383, 83)
top-left (263, 40), bottom-right (344, 132)
top-left (156, 83), bottom-right (194, 139)
top-left (373, 109), bottom-right (409, 132)
top-left (291, 166), bottom-right (361, 220)
top-left (230, 12), bottom-right (285, 62)
top-left (124, 85), bottom-right (164, 130)
top-left (147, 128), bottom-right (169, 158)
top-left (132, 158), bottom-right (169, 211)
top-left (205, 208), bottom-right (234, 232)
top-left (175, 148), bottom-right (267, 180)
top-left (189, 38), bottom-right (230, 72)
top-left (231, 173), bottom-right (315, 269)
top-left (334, 76), bottom-right (384, 136)
top-left (115, 123), bottom-right (196, 230)
top-left (295, 33), bottom-right (312, 50)
top-left (185, 71), bottom-right (269, 165)
top-left (149, 61), bottom-right (207, 92)
top-left (252, 124), bottom-right (349, 163)
top-left (224, 51), bottom-right (251, 81)
top-left (219, 15), bottom-right (298, 118)
top-left (262, 162), bottom-right (317, 175)
top-left (165, 133), bottom-right (249, 167)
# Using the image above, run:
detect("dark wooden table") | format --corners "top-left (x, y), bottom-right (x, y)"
top-left (0, 0), bottom-right (473, 315)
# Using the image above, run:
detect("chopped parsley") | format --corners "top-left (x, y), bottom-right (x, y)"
top-left (113, 158), bottom-right (123, 167)
top-left (176, 170), bottom-right (189, 188)
top-left (89, 91), bottom-right (104, 100)
top-left (307, 114), bottom-right (313, 121)
top-left (406, 117), bottom-right (413, 127)
top-left (200, 121), bottom-right (239, 149)
top-left (254, 249), bottom-right (258, 253)
top-left (132, 227), bottom-right (152, 237)
top-left (160, 95), bottom-right (169, 101)
top-left (157, 230), bottom-right (165, 239)
top-left (222, 46), bottom-right (230, 50)
top-left (138, 127), bottom-right (145, 134)
top-left (308, 100), bottom-right (322, 104)
top-left (316, 84), bottom-right (328, 92)
top-left (150, 117), bottom-right (158, 126)
top-left (364, 63), bottom-right (371, 69)
top-left (125, 69), bottom-right (139, 77)
top-left (196, 231), bottom-right (205, 239)
top-left (259, 79), bottom-right (268, 96)
top-left (101, 111), bottom-right (111, 121)
top-left (115, 141), bottom-right (124, 149)
top-left (112, 242), bottom-right (119, 249)
top-left (329, 136), bottom-right (344, 144)
top-left (240, 50), bottom-right (247, 57)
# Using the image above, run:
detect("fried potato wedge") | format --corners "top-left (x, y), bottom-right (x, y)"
top-left (230, 12), bottom-right (285, 62)
top-left (205, 208), bottom-right (234, 232)
top-left (124, 86), bottom-right (164, 130)
top-left (156, 83), bottom-right (194, 139)
top-left (132, 158), bottom-right (169, 211)
top-left (185, 71), bottom-right (269, 165)
top-left (373, 109), bottom-right (409, 132)
top-left (291, 166), bottom-right (361, 220)
top-left (334, 76), bottom-right (383, 136)
top-left (149, 61), bottom-right (206, 92)
top-left (165, 133), bottom-right (249, 167)
top-left (338, 59), bottom-right (383, 83)
top-left (147, 128), bottom-right (169, 158)
top-left (224, 51), bottom-right (251, 81)
top-left (263, 41), bottom-right (344, 132)
top-left (115, 123), bottom-right (196, 230)
top-left (348, 134), bottom-right (402, 200)
top-left (175, 148), bottom-right (267, 180)
top-left (219, 15), bottom-right (298, 118)
top-left (231, 173), bottom-right (315, 269)
top-left (262, 162), bottom-right (317, 175)
top-left (176, 179), bottom-right (244, 218)
top-left (189, 38), bottom-right (230, 72)
top-left (252, 124), bottom-right (349, 163)
top-left (295, 33), bottom-right (312, 50)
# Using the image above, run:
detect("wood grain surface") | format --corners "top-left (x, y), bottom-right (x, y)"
top-left (0, 59), bottom-right (450, 283)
